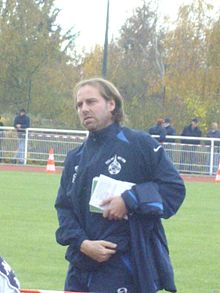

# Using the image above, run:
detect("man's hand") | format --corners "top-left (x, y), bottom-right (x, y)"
top-left (101, 196), bottom-right (128, 220)
top-left (80, 240), bottom-right (117, 262)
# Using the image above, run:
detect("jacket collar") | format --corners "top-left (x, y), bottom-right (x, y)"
top-left (88, 123), bottom-right (121, 142)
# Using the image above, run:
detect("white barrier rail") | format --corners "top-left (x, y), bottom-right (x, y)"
top-left (0, 127), bottom-right (87, 166)
top-left (0, 127), bottom-right (219, 175)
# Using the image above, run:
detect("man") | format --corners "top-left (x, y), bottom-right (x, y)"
top-left (0, 116), bottom-right (4, 162)
top-left (148, 118), bottom-right (166, 143)
top-left (13, 109), bottom-right (30, 164)
top-left (0, 257), bottom-right (20, 293)
top-left (206, 122), bottom-right (220, 173)
top-left (180, 118), bottom-right (202, 145)
top-left (206, 122), bottom-right (220, 146)
top-left (180, 118), bottom-right (202, 172)
top-left (55, 78), bottom-right (185, 293)
top-left (163, 118), bottom-right (176, 143)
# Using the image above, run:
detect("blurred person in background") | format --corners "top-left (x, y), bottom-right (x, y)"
top-left (13, 109), bottom-right (30, 164)
top-left (180, 118), bottom-right (202, 145)
top-left (206, 122), bottom-right (220, 145)
top-left (180, 118), bottom-right (202, 172)
top-left (0, 116), bottom-right (4, 163)
top-left (163, 118), bottom-right (176, 143)
top-left (148, 118), bottom-right (166, 143)
top-left (206, 122), bottom-right (220, 173)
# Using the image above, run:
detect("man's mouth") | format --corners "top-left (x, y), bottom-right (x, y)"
top-left (83, 116), bottom-right (94, 123)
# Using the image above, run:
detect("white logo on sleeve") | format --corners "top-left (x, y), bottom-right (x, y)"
top-left (153, 145), bottom-right (162, 152)
top-left (117, 288), bottom-right (128, 293)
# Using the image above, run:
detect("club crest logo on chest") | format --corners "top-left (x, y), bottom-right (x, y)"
top-left (105, 154), bottom-right (126, 175)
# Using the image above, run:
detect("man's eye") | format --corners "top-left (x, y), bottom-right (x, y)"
top-left (76, 103), bottom-right (82, 109)
top-left (88, 99), bottom-right (96, 104)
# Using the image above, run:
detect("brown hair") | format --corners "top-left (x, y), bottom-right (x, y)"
top-left (74, 78), bottom-right (124, 123)
top-left (157, 118), bottom-right (164, 125)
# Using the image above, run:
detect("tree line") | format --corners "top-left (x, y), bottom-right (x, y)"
top-left (0, 0), bottom-right (219, 133)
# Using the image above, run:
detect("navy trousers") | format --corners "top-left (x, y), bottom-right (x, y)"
top-left (64, 254), bottom-right (136, 293)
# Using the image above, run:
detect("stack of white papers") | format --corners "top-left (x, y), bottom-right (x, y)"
top-left (89, 174), bottom-right (134, 213)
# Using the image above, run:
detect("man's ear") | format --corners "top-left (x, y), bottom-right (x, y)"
top-left (108, 99), bottom-right (116, 112)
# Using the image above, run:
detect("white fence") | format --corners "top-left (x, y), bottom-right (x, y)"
top-left (0, 127), bottom-right (220, 175)
top-left (0, 127), bottom-right (88, 166)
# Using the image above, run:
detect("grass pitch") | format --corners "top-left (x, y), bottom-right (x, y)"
top-left (0, 170), bottom-right (219, 292)
top-left (0, 171), bottom-right (66, 290)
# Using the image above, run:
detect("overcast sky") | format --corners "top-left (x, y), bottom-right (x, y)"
top-left (54, 0), bottom-right (220, 51)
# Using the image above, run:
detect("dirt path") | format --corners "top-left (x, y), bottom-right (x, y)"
top-left (0, 164), bottom-right (62, 174)
top-left (0, 164), bottom-right (217, 182)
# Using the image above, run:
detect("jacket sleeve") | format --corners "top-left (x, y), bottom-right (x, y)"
top-left (22, 116), bottom-right (30, 129)
top-left (172, 127), bottom-right (176, 135)
top-left (122, 137), bottom-right (185, 219)
top-left (55, 153), bottom-right (88, 249)
top-left (159, 127), bottom-right (166, 142)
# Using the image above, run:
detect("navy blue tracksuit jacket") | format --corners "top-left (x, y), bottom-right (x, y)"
top-left (181, 124), bottom-right (202, 145)
top-left (55, 123), bottom-right (185, 293)
top-left (13, 114), bottom-right (30, 131)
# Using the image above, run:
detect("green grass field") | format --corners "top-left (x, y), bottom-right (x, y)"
top-left (0, 171), bottom-right (219, 292)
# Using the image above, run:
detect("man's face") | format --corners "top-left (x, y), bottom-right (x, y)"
top-left (191, 121), bottom-right (198, 129)
top-left (76, 85), bottom-right (115, 132)
top-left (211, 123), bottom-right (217, 131)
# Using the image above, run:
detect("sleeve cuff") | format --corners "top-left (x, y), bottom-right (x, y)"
top-left (76, 235), bottom-right (88, 250)
top-left (121, 190), bottom-right (139, 212)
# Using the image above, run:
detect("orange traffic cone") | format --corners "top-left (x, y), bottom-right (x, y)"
top-left (215, 159), bottom-right (220, 183)
top-left (46, 148), bottom-right (56, 173)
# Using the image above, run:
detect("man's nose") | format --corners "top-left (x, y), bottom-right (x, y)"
top-left (81, 102), bottom-right (89, 112)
